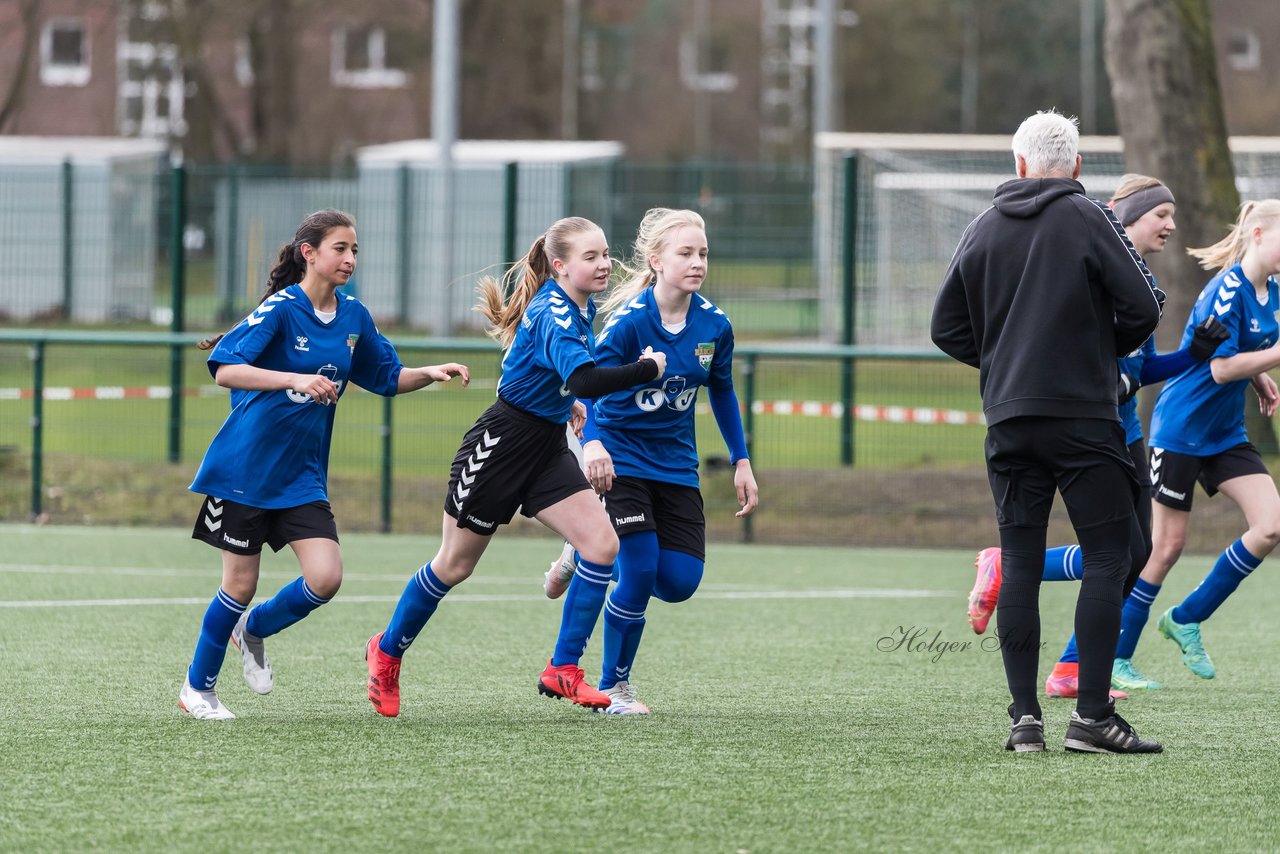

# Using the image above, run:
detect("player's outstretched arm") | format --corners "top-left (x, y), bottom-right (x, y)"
top-left (397, 363), bottom-right (470, 393)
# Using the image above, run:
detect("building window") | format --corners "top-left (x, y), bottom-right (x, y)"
top-left (41, 18), bottom-right (90, 86)
top-left (332, 26), bottom-right (408, 89)
top-left (117, 41), bottom-right (185, 138)
top-left (1226, 29), bottom-right (1260, 71)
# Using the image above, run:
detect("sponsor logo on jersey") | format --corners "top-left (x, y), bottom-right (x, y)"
top-left (635, 376), bottom-right (697, 412)
top-left (695, 342), bottom-right (715, 369)
top-left (286, 364), bottom-right (343, 405)
top-left (465, 514), bottom-right (496, 529)
top-left (1157, 485), bottom-right (1186, 501)
top-left (222, 533), bottom-right (250, 548)
top-left (295, 336), bottom-right (309, 352)
top-left (1250, 318), bottom-right (1261, 332)
top-left (615, 513), bottom-right (646, 525)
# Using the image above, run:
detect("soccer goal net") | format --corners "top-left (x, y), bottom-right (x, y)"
top-left (814, 133), bottom-right (1280, 347)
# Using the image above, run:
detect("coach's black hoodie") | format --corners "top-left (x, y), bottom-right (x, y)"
top-left (930, 177), bottom-right (1163, 426)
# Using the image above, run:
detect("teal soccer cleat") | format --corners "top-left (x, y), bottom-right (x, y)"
top-left (1157, 609), bottom-right (1216, 679)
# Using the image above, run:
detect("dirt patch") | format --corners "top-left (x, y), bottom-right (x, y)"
top-left (0, 454), bottom-right (1261, 554)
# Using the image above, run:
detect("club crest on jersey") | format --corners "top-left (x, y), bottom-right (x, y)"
top-left (347, 333), bottom-right (360, 354)
top-left (695, 342), bottom-right (715, 369)
top-left (295, 336), bottom-right (309, 352)
top-left (1251, 318), bottom-right (1261, 332)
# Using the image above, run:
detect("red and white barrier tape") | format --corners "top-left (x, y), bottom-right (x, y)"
top-left (0, 386), bottom-right (986, 425)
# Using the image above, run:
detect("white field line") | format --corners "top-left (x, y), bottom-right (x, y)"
top-left (0, 589), bottom-right (950, 609)
top-left (0, 563), bottom-right (771, 590)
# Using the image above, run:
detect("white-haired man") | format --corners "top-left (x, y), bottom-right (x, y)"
top-left (931, 110), bottom-right (1165, 754)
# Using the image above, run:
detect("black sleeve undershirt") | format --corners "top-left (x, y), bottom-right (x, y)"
top-left (565, 359), bottom-right (660, 398)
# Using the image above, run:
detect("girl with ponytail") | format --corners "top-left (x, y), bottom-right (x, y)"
top-left (1118, 199), bottom-right (1280, 686)
top-left (540, 208), bottom-right (759, 715)
top-left (179, 209), bottom-right (470, 720)
top-left (365, 216), bottom-right (668, 718)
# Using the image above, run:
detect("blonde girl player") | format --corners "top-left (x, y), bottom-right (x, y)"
top-left (1119, 199), bottom-right (1280, 684)
top-left (181, 209), bottom-right (469, 720)
top-left (541, 208), bottom-right (759, 714)
top-left (364, 217), bottom-right (667, 717)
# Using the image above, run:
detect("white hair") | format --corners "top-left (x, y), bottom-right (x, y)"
top-left (1011, 110), bottom-right (1080, 176)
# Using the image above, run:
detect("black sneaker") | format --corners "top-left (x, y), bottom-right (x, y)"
top-left (1064, 707), bottom-right (1163, 754)
top-left (1005, 704), bottom-right (1046, 752)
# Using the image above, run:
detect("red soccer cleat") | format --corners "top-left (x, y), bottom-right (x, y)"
top-left (1044, 661), bottom-right (1128, 701)
top-left (366, 632), bottom-right (402, 718)
top-left (967, 547), bottom-right (1003, 634)
top-left (537, 659), bottom-right (611, 709)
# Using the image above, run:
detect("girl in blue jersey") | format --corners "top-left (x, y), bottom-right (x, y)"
top-left (542, 208), bottom-right (759, 714)
top-left (365, 216), bottom-right (668, 717)
top-left (1120, 199), bottom-right (1280, 685)
top-left (180, 209), bottom-right (470, 720)
top-left (963, 177), bottom-right (1230, 699)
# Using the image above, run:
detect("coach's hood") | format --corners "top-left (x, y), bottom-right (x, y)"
top-left (992, 177), bottom-right (1084, 218)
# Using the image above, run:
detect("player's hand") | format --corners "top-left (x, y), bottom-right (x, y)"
top-left (1189, 316), bottom-right (1230, 360)
top-left (1116, 373), bottom-right (1140, 405)
top-left (292, 373), bottom-right (339, 405)
top-left (583, 440), bottom-right (614, 494)
top-left (423, 363), bottom-right (470, 386)
top-left (733, 459), bottom-right (759, 517)
top-left (1252, 372), bottom-right (1278, 417)
top-left (569, 400), bottom-right (587, 439)
top-left (640, 346), bottom-right (667, 380)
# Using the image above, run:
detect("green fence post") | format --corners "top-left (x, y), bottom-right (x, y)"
top-left (840, 152), bottom-right (858, 466)
top-left (741, 353), bottom-right (756, 543)
top-left (61, 159), bottom-right (73, 320)
top-left (220, 161), bottom-right (240, 322)
top-left (398, 163), bottom-right (412, 324)
top-left (30, 340), bottom-right (45, 520)
top-left (503, 162), bottom-right (519, 269)
top-left (381, 395), bottom-right (393, 533)
top-left (169, 160), bottom-right (187, 464)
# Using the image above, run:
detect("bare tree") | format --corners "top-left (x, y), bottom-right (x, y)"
top-left (1102, 0), bottom-right (1275, 447)
top-left (1104, 0), bottom-right (1237, 338)
top-left (163, 0), bottom-right (250, 161)
top-left (0, 0), bottom-right (41, 132)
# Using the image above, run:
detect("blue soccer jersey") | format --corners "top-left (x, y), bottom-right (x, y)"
top-left (1150, 265), bottom-right (1280, 456)
top-left (190, 285), bottom-right (404, 508)
top-left (590, 288), bottom-right (736, 487)
top-left (495, 279), bottom-right (598, 422)
top-left (1118, 336), bottom-right (1157, 444)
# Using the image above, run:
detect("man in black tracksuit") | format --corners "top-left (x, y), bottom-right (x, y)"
top-left (931, 110), bottom-right (1164, 754)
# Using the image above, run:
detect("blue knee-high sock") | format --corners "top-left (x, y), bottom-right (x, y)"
top-left (188, 587), bottom-right (248, 691)
top-left (601, 532), bottom-right (658, 690)
top-left (653, 549), bottom-right (704, 603)
top-left (1058, 633), bottom-right (1079, 664)
top-left (380, 563), bottom-right (451, 658)
top-left (551, 556), bottom-right (613, 667)
top-left (1173, 538), bottom-right (1262, 624)
top-left (1114, 578), bottom-right (1161, 659)
top-left (1043, 545), bottom-right (1083, 581)
top-left (245, 577), bottom-right (329, 639)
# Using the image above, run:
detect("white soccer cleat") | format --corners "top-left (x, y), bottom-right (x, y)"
top-left (230, 612), bottom-right (274, 695)
top-left (543, 541), bottom-right (577, 600)
top-left (178, 678), bottom-right (237, 720)
top-left (597, 680), bottom-right (651, 715)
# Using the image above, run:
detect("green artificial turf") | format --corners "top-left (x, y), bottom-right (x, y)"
top-left (2, 525), bottom-right (1277, 852)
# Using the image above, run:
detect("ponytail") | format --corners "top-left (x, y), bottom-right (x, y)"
top-left (475, 217), bottom-right (600, 347)
top-left (1188, 199), bottom-right (1280, 272)
top-left (197, 208), bottom-right (355, 350)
